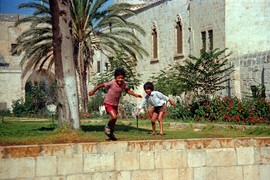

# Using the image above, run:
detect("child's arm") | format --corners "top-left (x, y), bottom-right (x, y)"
top-left (168, 99), bottom-right (176, 106)
top-left (135, 97), bottom-right (148, 117)
top-left (127, 89), bottom-right (142, 98)
top-left (135, 108), bottom-right (141, 117)
top-left (88, 83), bottom-right (105, 96)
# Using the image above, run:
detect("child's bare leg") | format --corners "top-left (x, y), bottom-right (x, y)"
top-left (108, 110), bottom-right (117, 130)
top-left (158, 112), bottom-right (165, 135)
top-left (104, 110), bottom-right (118, 141)
top-left (151, 112), bottom-right (158, 135)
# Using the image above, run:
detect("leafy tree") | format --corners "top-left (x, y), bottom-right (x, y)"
top-left (152, 48), bottom-right (234, 98)
top-left (93, 50), bottom-right (142, 90)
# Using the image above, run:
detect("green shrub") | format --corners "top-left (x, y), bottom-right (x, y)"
top-left (11, 81), bottom-right (56, 117)
top-left (0, 109), bottom-right (11, 117)
top-left (12, 99), bottom-right (25, 117)
top-left (88, 91), bottom-right (104, 114)
top-left (167, 103), bottom-right (192, 121)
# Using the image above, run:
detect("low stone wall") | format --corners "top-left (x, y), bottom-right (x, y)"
top-left (1, 138), bottom-right (270, 180)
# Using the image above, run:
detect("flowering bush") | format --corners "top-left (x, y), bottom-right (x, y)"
top-left (81, 113), bottom-right (91, 118)
top-left (194, 96), bottom-right (270, 125)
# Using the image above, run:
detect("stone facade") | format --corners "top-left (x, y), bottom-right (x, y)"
top-left (1, 138), bottom-right (270, 179)
top-left (110, 0), bottom-right (270, 98)
top-left (0, 14), bottom-right (27, 110)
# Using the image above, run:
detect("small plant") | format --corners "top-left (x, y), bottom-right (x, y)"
top-left (12, 99), bottom-right (25, 117)
top-left (250, 85), bottom-right (266, 99)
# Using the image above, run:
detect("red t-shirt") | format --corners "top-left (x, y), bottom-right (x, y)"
top-left (103, 80), bottom-right (128, 106)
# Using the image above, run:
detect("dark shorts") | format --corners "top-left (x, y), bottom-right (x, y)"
top-left (104, 103), bottom-right (118, 113)
top-left (153, 104), bottom-right (166, 113)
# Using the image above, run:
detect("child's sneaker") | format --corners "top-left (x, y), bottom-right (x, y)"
top-left (104, 125), bottom-right (118, 141)
top-left (108, 133), bottom-right (118, 141)
top-left (104, 124), bottom-right (111, 136)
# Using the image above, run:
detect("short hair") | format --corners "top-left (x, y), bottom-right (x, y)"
top-left (143, 81), bottom-right (154, 91)
top-left (114, 68), bottom-right (126, 78)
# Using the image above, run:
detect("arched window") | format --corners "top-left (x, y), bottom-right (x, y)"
top-left (175, 15), bottom-right (183, 55)
top-left (151, 22), bottom-right (158, 61)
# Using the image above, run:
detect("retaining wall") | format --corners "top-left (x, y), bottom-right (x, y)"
top-left (1, 138), bottom-right (270, 180)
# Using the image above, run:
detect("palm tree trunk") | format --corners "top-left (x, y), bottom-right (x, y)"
top-left (81, 70), bottom-right (89, 112)
top-left (49, 0), bottom-right (80, 129)
top-left (76, 42), bottom-right (89, 113)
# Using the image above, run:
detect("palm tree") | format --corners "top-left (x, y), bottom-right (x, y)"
top-left (14, 0), bottom-right (52, 79)
top-left (49, 0), bottom-right (80, 129)
top-left (70, 0), bottom-right (148, 112)
top-left (15, 0), bottom-right (148, 113)
top-left (15, 0), bottom-right (80, 129)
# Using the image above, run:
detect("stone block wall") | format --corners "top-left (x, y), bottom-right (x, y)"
top-left (1, 137), bottom-right (270, 179)
top-left (230, 50), bottom-right (270, 99)
top-left (0, 70), bottom-right (22, 110)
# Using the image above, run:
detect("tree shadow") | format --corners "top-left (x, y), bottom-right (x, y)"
top-left (33, 123), bottom-right (150, 134)
top-left (81, 124), bottom-right (150, 133)
top-left (35, 124), bottom-right (57, 131)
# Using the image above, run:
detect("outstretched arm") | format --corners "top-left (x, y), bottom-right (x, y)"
top-left (88, 83), bottom-right (105, 96)
top-left (168, 99), bottom-right (176, 106)
top-left (127, 89), bottom-right (142, 98)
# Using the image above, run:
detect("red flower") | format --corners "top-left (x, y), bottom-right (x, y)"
top-left (228, 100), bottom-right (233, 107)
top-left (82, 113), bottom-right (91, 118)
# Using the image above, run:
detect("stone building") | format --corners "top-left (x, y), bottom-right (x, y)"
top-left (0, 14), bottom-right (53, 111)
top-left (0, 0), bottom-right (270, 110)
top-left (0, 14), bottom-right (26, 110)
top-left (106, 0), bottom-right (270, 99)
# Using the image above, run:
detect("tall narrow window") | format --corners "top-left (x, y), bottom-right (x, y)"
top-left (208, 30), bottom-right (213, 50)
top-left (11, 43), bottom-right (19, 56)
top-left (175, 16), bottom-right (183, 55)
top-left (152, 23), bottom-right (158, 60)
top-left (97, 61), bottom-right (100, 73)
top-left (201, 31), bottom-right (206, 50)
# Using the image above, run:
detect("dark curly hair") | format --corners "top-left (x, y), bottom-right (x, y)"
top-left (143, 81), bottom-right (154, 91)
top-left (114, 68), bottom-right (126, 78)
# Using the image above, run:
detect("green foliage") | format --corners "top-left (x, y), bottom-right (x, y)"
top-left (119, 100), bottom-right (137, 118)
top-left (12, 81), bottom-right (57, 117)
top-left (11, 99), bottom-right (25, 117)
top-left (250, 85), bottom-right (266, 99)
top-left (151, 48), bottom-right (234, 97)
top-left (93, 51), bottom-right (142, 91)
top-left (0, 109), bottom-right (11, 117)
top-left (88, 91), bottom-right (105, 113)
top-left (166, 103), bottom-right (193, 120)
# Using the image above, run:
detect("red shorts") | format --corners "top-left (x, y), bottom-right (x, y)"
top-left (104, 103), bottom-right (118, 113)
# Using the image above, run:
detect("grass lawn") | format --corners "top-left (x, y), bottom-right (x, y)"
top-left (0, 117), bottom-right (270, 146)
